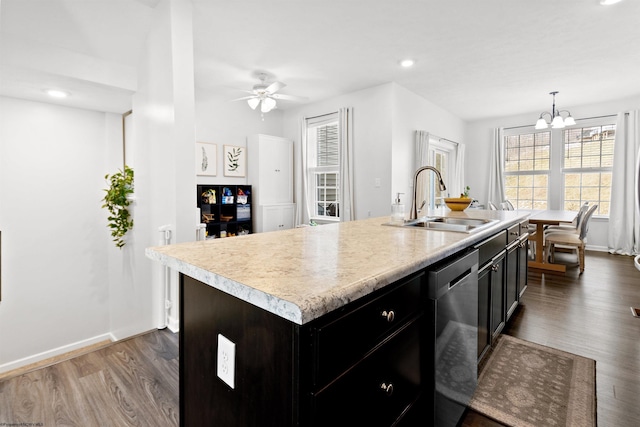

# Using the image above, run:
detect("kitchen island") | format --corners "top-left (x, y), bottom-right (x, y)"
top-left (146, 210), bottom-right (529, 426)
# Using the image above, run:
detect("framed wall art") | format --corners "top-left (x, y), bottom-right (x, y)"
top-left (196, 142), bottom-right (217, 176)
top-left (224, 145), bottom-right (246, 177)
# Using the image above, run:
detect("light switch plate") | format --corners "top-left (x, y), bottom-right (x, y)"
top-left (217, 334), bottom-right (235, 389)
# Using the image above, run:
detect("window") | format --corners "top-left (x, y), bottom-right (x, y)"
top-left (503, 118), bottom-right (616, 217)
top-left (307, 114), bottom-right (340, 220)
top-left (504, 131), bottom-right (551, 209)
top-left (429, 140), bottom-right (455, 207)
top-left (562, 124), bottom-right (615, 215)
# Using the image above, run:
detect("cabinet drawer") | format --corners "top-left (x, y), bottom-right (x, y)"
top-left (312, 273), bottom-right (424, 389)
top-left (312, 318), bottom-right (422, 426)
top-left (475, 230), bottom-right (506, 268)
top-left (507, 223), bottom-right (521, 244)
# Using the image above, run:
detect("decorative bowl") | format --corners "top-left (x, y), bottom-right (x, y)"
top-left (220, 215), bottom-right (233, 222)
top-left (444, 197), bottom-right (472, 211)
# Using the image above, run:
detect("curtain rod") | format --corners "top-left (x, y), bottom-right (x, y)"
top-left (307, 111), bottom-right (339, 120)
top-left (504, 114), bottom-right (618, 130)
top-left (429, 132), bottom-right (459, 145)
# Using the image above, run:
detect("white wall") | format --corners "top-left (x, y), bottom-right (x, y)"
top-left (281, 82), bottom-right (467, 222)
top-left (0, 0), bottom-right (200, 372)
top-left (115, 0), bottom-right (197, 336)
top-left (465, 94), bottom-right (640, 250)
top-left (0, 97), bottom-right (115, 372)
top-left (195, 95), bottom-right (284, 186)
top-left (390, 83), bottom-right (466, 208)
top-left (283, 83), bottom-right (394, 221)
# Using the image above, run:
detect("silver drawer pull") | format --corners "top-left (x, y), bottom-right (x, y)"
top-left (491, 264), bottom-right (499, 272)
top-left (510, 231), bottom-right (519, 236)
top-left (380, 382), bottom-right (394, 396)
top-left (381, 310), bottom-right (395, 322)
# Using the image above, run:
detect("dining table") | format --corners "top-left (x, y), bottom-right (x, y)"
top-left (524, 209), bottom-right (578, 273)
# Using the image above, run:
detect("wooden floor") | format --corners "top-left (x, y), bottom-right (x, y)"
top-left (1, 251), bottom-right (639, 426)
top-left (0, 328), bottom-right (179, 426)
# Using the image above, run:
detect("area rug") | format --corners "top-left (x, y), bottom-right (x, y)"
top-left (469, 335), bottom-right (597, 427)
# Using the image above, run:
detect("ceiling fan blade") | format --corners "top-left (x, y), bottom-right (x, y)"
top-left (271, 93), bottom-right (308, 102)
top-left (230, 95), bottom-right (258, 102)
top-left (265, 81), bottom-right (286, 94)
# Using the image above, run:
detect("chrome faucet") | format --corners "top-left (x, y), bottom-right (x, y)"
top-left (410, 166), bottom-right (447, 220)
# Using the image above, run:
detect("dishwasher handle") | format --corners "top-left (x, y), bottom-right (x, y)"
top-left (428, 249), bottom-right (479, 300)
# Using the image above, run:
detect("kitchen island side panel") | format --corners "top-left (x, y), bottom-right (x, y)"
top-left (180, 274), bottom-right (299, 427)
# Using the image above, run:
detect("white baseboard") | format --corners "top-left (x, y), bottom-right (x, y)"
top-left (166, 315), bottom-right (180, 333)
top-left (0, 333), bottom-right (113, 375)
top-left (586, 245), bottom-right (609, 252)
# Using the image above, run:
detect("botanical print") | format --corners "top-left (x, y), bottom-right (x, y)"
top-left (196, 142), bottom-right (217, 176)
top-left (224, 145), bottom-right (246, 177)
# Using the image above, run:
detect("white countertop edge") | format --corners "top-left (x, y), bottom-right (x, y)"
top-left (145, 248), bottom-right (305, 324)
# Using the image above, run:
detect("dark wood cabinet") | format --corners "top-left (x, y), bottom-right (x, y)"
top-left (505, 240), bottom-right (519, 320)
top-left (506, 222), bottom-right (529, 321)
top-left (517, 237), bottom-right (529, 299)
top-left (476, 220), bottom-right (529, 363)
top-left (197, 184), bottom-right (252, 238)
top-left (311, 317), bottom-right (423, 426)
top-left (475, 231), bottom-right (506, 361)
top-left (489, 252), bottom-right (506, 342)
top-left (180, 275), bottom-right (296, 427)
top-left (181, 270), bottom-right (426, 427)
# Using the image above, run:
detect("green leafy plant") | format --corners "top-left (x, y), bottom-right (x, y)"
top-left (461, 185), bottom-right (471, 198)
top-left (226, 147), bottom-right (242, 172)
top-left (102, 165), bottom-right (134, 248)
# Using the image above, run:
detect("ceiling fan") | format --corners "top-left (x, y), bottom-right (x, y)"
top-left (232, 73), bottom-right (307, 113)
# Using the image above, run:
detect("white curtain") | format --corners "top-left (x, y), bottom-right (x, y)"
top-left (411, 131), bottom-right (430, 216)
top-left (608, 110), bottom-right (640, 255)
top-left (339, 107), bottom-right (355, 221)
top-left (298, 115), bottom-right (311, 226)
top-left (487, 127), bottom-right (505, 208)
top-left (453, 143), bottom-right (466, 197)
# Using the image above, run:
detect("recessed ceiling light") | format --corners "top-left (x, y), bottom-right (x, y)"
top-left (600, 0), bottom-right (623, 5)
top-left (45, 89), bottom-right (70, 98)
top-left (400, 59), bottom-right (415, 68)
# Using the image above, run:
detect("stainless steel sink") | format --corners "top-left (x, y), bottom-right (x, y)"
top-left (384, 216), bottom-right (499, 233)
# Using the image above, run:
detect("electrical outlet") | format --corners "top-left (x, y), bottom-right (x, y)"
top-left (374, 178), bottom-right (381, 188)
top-left (217, 334), bottom-right (235, 389)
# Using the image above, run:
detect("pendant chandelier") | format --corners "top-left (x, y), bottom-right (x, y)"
top-left (535, 91), bottom-right (576, 130)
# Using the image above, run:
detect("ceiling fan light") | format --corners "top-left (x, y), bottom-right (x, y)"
top-left (551, 115), bottom-right (565, 128)
top-left (564, 115), bottom-right (576, 126)
top-left (535, 118), bottom-right (549, 130)
top-left (261, 97), bottom-right (276, 113)
top-left (247, 98), bottom-right (260, 110)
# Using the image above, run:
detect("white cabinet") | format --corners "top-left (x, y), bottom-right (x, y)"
top-left (259, 204), bottom-right (295, 233)
top-left (247, 134), bottom-right (295, 233)
top-left (248, 134), bottom-right (293, 205)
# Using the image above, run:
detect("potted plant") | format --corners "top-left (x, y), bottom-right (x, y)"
top-left (102, 165), bottom-right (134, 248)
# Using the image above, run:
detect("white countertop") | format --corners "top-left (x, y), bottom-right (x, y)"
top-left (146, 210), bottom-right (528, 325)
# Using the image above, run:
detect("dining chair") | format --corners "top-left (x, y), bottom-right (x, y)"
top-left (502, 200), bottom-right (515, 210)
top-left (544, 202), bottom-right (589, 235)
top-left (543, 204), bottom-right (598, 274)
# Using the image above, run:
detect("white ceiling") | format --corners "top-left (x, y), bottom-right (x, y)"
top-left (2, 0), bottom-right (639, 121)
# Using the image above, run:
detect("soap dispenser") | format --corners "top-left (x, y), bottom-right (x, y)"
top-left (391, 192), bottom-right (405, 224)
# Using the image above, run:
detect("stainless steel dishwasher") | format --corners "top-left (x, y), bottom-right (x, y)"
top-left (426, 249), bottom-right (479, 427)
